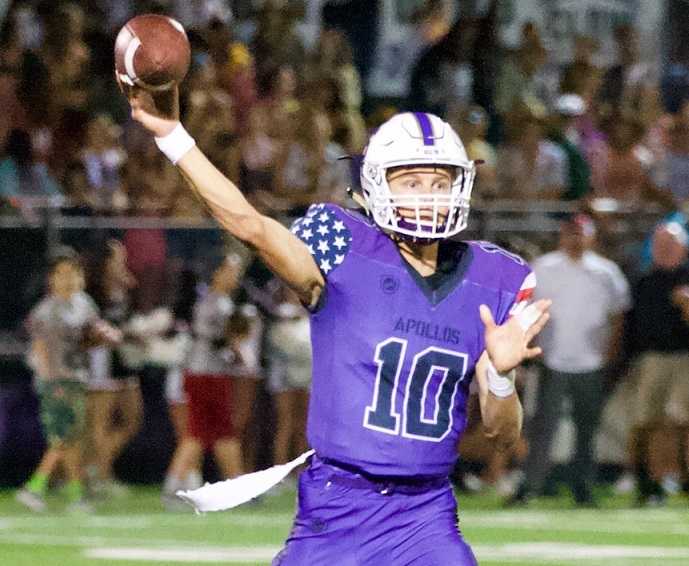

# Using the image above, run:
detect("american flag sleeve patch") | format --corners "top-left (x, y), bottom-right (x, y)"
top-left (290, 204), bottom-right (353, 277)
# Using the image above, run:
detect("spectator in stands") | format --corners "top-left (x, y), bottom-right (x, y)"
top-left (86, 240), bottom-right (142, 497)
top-left (39, 3), bottom-right (91, 114)
top-left (656, 118), bottom-right (689, 205)
top-left (408, 16), bottom-right (479, 116)
top-left (494, 24), bottom-right (553, 121)
top-left (268, 107), bottom-right (348, 215)
top-left (122, 158), bottom-right (171, 312)
top-left (251, 3), bottom-right (305, 79)
top-left (228, 105), bottom-right (280, 208)
top-left (310, 75), bottom-right (367, 155)
top-left (626, 222), bottom-right (689, 505)
top-left (452, 105), bottom-right (498, 200)
top-left (547, 94), bottom-right (592, 202)
top-left (161, 255), bottom-right (244, 506)
top-left (598, 24), bottom-right (654, 120)
top-left (80, 114), bottom-right (127, 212)
top-left (186, 86), bottom-right (237, 172)
top-left (661, 42), bottom-right (689, 115)
top-left (61, 161), bottom-right (97, 213)
top-left (222, 41), bottom-right (258, 132)
top-left (306, 30), bottom-right (367, 154)
top-left (162, 269), bottom-right (198, 502)
top-left (0, 11), bottom-right (32, 149)
top-left (510, 214), bottom-right (630, 506)
top-left (589, 112), bottom-right (672, 208)
top-left (226, 303), bottom-right (264, 473)
top-left (0, 128), bottom-right (63, 213)
top-left (266, 284), bottom-right (311, 469)
top-left (496, 112), bottom-right (567, 201)
top-left (308, 29), bottom-right (363, 116)
top-left (257, 63), bottom-right (301, 142)
top-left (16, 249), bottom-right (119, 512)
top-left (410, 0), bottom-right (453, 48)
top-left (560, 35), bottom-right (600, 100)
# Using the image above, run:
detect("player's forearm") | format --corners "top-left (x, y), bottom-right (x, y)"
top-left (481, 393), bottom-right (523, 452)
top-left (174, 144), bottom-right (324, 307)
top-left (476, 353), bottom-right (523, 451)
top-left (176, 146), bottom-right (265, 245)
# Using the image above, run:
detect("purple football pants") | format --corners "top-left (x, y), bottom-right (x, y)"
top-left (272, 455), bottom-right (478, 566)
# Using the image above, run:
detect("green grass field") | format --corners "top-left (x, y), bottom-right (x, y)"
top-left (1, 486), bottom-right (688, 566)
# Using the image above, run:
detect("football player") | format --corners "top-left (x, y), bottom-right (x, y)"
top-left (124, 86), bottom-right (550, 566)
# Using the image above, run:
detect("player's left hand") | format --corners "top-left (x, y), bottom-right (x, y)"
top-left (479, 299), bottom-right (551, 373)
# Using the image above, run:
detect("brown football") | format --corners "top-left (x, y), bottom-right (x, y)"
top-left (114, 14), bottom-right (190, 91)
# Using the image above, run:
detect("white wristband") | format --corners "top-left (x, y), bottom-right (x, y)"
top-left (486, 359), bottom-right (516, 398)
top-left (154, 123), bottom-right (196, 164)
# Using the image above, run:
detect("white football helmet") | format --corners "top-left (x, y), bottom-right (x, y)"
top-left (360, 112), bottom-right (476, 241)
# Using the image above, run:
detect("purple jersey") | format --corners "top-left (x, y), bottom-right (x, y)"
top-left (291, 203), bottom-right (534, 478)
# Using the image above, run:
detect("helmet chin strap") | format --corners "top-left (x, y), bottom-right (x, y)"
top-left (389, 229), bottom-right (441, 247)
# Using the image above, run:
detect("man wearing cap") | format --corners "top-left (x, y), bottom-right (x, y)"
top-left (547, 94), bottom-right (591, 201)
top-left (626, 222), bottom-right (689, 505)
top-left (509, 214), bottom-right (630, 506)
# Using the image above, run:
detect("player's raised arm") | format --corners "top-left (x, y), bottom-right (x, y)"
top-left (123, 85), bottom-right (324, 308)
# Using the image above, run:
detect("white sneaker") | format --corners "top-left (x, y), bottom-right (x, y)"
top-left (613, 472), bottom-right (637, 495)
top-left (16, 489), bottom-right (47, 513)
top-left (496, 470), bottom-right (524, 497)
top-left (463, 473), bottom-right (484, 493)
top-left (661, 473), bottom-right (681, 495)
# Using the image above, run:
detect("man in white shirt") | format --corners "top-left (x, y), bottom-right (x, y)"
top-left (509, 214), bottom-right (631, 506)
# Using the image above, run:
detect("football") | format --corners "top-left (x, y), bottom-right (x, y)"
top-left (114, 14), bottom-right (190, 91)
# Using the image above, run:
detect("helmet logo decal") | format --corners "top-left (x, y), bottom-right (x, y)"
top-left (413, 112), bottom-right (435, 146)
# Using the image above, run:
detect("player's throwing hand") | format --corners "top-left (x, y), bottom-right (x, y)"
top-left (120, 83), bottom-right (180, 138)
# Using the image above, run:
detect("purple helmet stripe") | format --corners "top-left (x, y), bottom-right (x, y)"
top-left (413, 112), bottom-right (435, 146)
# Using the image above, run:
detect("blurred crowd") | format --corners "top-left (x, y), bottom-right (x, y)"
top-left (2, 0), bottom-right (689, 221)
top-left (2, 0), bottom-right (689, 511)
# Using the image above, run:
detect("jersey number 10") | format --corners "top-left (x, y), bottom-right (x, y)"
top-left (364, 338), bottom-right (468, 442)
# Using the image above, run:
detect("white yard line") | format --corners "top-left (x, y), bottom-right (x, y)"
top-left (0, 532), bottom-right (215, 548)
top-left (466, 516), bottom-right (689, 536)
top-left (477, 542), bottom-right (689, 561)
top-left (81, 543), bottom-right (689, 564)
top-left (85, 547), bottom-right (281, 563)
top-left (0, 513), bottom-right (292, 529)
top-left (461, 509), bottom-right (689, 523)
top-left (4, 510), bottom-right (688, 538)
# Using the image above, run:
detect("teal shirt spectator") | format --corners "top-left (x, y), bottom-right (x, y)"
top-left (0, 129), bottom-right (63, 206)
top-left (0, 158), bottom-right (63, 201)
